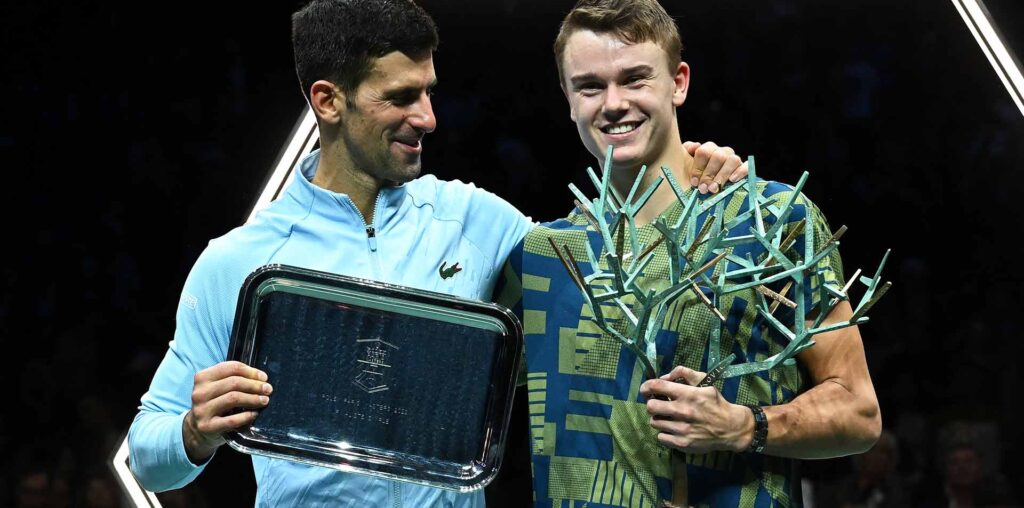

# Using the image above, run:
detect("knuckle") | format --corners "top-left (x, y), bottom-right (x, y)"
top-left (196, 420), bottom-right (212, 434)
top-left (192, 386), bottom-right (210, 405)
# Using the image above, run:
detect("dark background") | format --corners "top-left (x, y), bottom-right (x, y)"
top-left (4, 0), bottom-right (1024, 506)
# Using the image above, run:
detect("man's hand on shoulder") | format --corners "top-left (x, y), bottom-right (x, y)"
top-left (183, 361), bottom-right (272, 465)
top-left (683, 141), bottom-right (749, 194)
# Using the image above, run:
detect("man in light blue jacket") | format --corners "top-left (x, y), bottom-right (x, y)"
top-left (127, 0), bottom-right (747, 506)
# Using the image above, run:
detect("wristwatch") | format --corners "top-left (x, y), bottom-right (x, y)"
top-left (745, 405), bottom-right (768, 453)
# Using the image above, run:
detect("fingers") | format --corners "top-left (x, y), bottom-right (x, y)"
top-left (732, 160), bottom-right (749, 183)
top-left (208, 389), bottom-right (269, 415)
top-left (650, 416), bottom-right (690, 435)
top-left (193, 375), bottom-right (272, 407)
top-left (195, 361), bottom-right (267, 385)
top-left (194, 389), bottom-right (269, 431)
top-left (659, 365), bottom-right (706, 386)
top-left (698, 146), bottom-right (735, 194)
top-left (195, 409), bottom-right (261, 437)
top-left (689, 141), bottom-right (717, 190)
top-left (686, 142), bottom-right (745, 194)
top-left (712, 154), bottom-right (743, 192)
top-left (700, 147), bottom-right (731, 194)
top-left (646, 397), bottom-right (677, 418)
top-left (190, 361), bottom-right (272, 441)
top-left (640, 378), bottom-right (682, 399)
top-left (656, 431), bottom-right (698, 453)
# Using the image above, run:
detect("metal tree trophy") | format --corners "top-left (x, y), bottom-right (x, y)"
top-left (547, 147), bottom-right (891, 508)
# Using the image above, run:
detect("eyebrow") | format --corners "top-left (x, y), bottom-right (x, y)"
top-left (385, 78), bottom-right (438, 96)
top-left (569, 65), bottom-right (655, 87)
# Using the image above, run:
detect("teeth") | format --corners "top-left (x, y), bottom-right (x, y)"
top-left (605, 123), bottom-right (638, 134)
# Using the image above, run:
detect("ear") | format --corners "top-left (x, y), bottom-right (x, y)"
top-left (671, 61), bottom-right (690, 107)
top-left (309, 80), bottom-right (345, 125)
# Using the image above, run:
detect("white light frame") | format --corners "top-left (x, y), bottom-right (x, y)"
top-left (112, 107), bottom-right (320, 506)
top-left (952, 0), bottom-right (1024, 117)
top-left (111, 1), bottom-right (1024, 500)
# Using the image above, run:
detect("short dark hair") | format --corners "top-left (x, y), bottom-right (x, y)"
top-left (554, 0), bottom-right (682, 81)
top-left (291, 0), bottom-right (439, 100)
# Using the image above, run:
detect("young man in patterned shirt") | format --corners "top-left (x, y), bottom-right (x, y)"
top-left (500, 1), bottom-right (882, 506)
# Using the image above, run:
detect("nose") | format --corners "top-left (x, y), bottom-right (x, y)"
top-left (408, 92), bottom-right (437, 133)
top-left (602, 84), bottom-right (629, 118)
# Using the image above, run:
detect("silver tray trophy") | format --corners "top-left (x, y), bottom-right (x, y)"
top-left (224, 264), bottom-right (523, 492)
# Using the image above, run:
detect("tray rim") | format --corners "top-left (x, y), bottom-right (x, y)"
top-left (223, 263), bottom-right (523, 492)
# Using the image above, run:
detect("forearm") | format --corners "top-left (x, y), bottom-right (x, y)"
top-left (128, 409), bottom-right (209, 492)
top-left (761, 376), bottom-right (881, 458)
top-left (757, 301), bottom-right (882, 459)
top-left (128, 342), bottom-right (215, 491)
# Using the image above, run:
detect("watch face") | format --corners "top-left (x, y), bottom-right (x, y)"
top-left (224, 264), bottom-right (523, 492)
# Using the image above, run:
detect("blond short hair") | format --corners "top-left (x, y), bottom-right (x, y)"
top-left (553, 0), bottom-right (683, 79)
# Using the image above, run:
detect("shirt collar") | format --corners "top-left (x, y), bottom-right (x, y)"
top-left (286, 149), bottom-right (409, 229)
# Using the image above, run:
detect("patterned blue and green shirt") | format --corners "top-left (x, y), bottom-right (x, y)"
top-left (499, 179), bottom-right (843, 508)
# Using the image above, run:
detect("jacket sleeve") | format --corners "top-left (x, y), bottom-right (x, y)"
top-left (461, 183), bottom-right (535, 277)
top-left (127, 243), bottom-right (235, 491)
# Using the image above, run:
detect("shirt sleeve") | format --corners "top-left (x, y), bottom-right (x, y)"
top-left (494, 239), bottom-right (527, 386)
top-left (790, 194), bottom-right (846, 315)
top-left (127, 243), bottom-right (235, 491)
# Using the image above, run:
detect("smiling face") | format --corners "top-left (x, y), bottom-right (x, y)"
top-left (336, 50), bottom-right (437, 184)
top-left (560, 30), bottom-right (689, 172)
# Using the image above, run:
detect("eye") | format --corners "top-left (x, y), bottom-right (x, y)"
top-left (625, 75), bottom-right (645, 86)
top-left (577, 83), bottom-right (603, 96)
top-left (389, 91), bottom-right (420, 106)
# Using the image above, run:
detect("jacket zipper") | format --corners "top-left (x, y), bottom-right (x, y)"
top-left (347, 192), bottom-right (383, 279)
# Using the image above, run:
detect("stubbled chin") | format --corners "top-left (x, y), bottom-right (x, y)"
top-left (393, 163), bottom-right (422, 183)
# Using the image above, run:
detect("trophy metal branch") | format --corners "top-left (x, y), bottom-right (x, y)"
top-left (549, 145), bottom-right (890, 383)
top-left (548, 146), bottom-right (891, 507)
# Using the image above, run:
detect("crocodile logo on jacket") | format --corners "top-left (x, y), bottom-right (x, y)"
top-left (439, 261), bottom-right (462, 280)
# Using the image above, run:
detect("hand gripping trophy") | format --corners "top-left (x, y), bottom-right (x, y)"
top-left (547, 147), bottom-right (891, 508)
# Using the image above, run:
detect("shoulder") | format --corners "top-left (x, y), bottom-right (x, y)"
top-left (404, 174), bottom-right (524, 221)
top-left (185, 220), bottom-right (288, 297)
top-left (724, 178), bottom-right (830, 224)
top-left (521, 208), bottom-right (592, 261)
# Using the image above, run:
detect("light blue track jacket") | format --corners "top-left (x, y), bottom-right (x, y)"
top-left (128, 150), bottom-right (534, 507)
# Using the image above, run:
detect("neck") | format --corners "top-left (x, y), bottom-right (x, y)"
top-left (605, 141), bottom-right (693, 226)
top-left (312, 137), bottom-right (383, 223)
